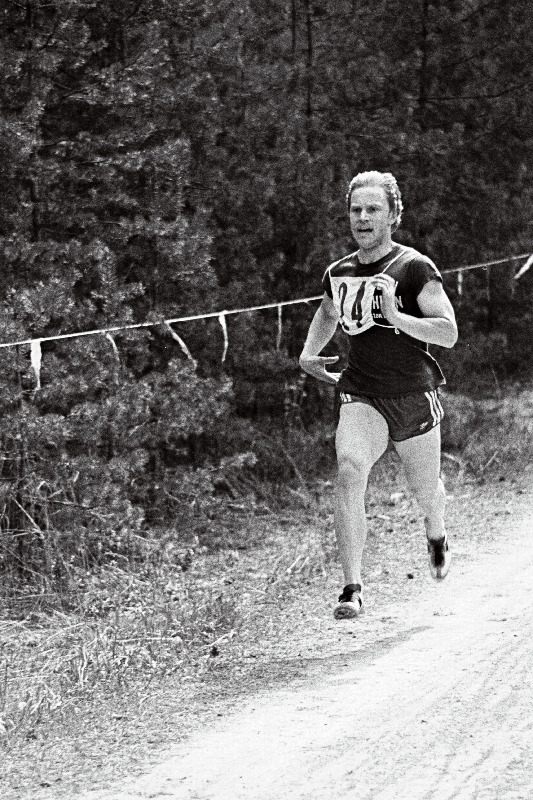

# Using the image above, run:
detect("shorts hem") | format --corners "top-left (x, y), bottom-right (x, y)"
top-left (390, 420), bottom-right (442, 443)
top-left (337, 388), bottom-right (445, 442)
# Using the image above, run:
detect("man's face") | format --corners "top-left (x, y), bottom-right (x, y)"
top-left (349, 185), bottom-right (396, 251)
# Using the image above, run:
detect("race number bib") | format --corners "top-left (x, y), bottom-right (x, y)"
top-left (330, 276), bottom-right (399, 335)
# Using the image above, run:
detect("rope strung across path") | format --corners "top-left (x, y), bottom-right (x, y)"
top-left (443, 252), bottom-right (532, 275)
top-left (0, 251), bottom-right (531, 385)
top-left (0, 294), bottom-right (325, 351)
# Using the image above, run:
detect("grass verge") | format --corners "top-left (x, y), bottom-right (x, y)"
top-left (0, 389), bottom-right (532, 789)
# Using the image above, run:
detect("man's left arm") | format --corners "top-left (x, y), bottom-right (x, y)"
top-left (375, 275), bottom-right (458, 348)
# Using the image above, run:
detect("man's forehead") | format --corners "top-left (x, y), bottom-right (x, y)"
top-left (350, 184), bottom-right (388, 203)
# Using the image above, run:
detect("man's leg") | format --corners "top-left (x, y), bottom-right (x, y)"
top-left (393, 425), bottom-right (445, 538)
top-left (393, 425), bottom-right (450, 578)
top-left (335, 402), bottom-right (389, 588)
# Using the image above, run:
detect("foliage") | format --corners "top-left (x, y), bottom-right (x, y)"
top-left (0, 0), bottom-right (532, 599)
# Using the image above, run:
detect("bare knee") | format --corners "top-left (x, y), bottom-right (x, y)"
top-left (410, 477), bottom-right (445, 514)
top-left (337, 451), bottom-right (372, 491)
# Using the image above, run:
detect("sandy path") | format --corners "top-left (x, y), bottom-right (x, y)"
top-left (83, 515), bottom-right (533, 800)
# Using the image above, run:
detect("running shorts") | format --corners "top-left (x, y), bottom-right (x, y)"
top-left (337, 389), bottom-right (444, 442)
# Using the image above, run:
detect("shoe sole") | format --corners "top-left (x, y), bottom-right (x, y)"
top-left (333, 600), bottom-right (362, 620)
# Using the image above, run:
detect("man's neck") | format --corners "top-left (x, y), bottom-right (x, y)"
top-left (357, 240), bottom-right (396, 264)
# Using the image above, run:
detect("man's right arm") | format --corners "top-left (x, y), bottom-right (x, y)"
top-left (299, 293), bottom-right (340, 384)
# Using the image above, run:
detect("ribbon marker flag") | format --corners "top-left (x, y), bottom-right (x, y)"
top-left (30, 339), bottom-right (42, 390)
top-left (105, 332), bottom-right (120, 362)
top-left (0, 252), bottom-right (530, 389)
top-left (164, 323), bottom-right (197, 369)
top-left (276, 304), bottom-right (283, 351)
top-left (218, 312), bottom-right (229, 363)
top-left (514, 254), bottom-right (533, 281)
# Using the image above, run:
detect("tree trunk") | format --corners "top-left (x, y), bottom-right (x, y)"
top-left (291, 0), bottom-right (297, 57)
top-left (303, 0), bottom-right (313, 151)
top-left (418, 0), bottom-right (430, 130)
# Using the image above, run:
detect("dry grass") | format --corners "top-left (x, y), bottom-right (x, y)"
top-left (1, 391), bottom-right (532, 752)
top-left (0, 457), bottom-right (435, 748)
top-left (0, 494), bottom-right (334, 746)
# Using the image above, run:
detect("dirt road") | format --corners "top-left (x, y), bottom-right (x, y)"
top-left (80, 513), bottom-right (533, 800)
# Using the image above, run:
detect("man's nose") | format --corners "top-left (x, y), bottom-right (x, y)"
top-left (359, 208), bottom-right (369, 220)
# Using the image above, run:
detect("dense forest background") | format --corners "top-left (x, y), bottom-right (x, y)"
top-left (0, 0), bottom-right (532, 596)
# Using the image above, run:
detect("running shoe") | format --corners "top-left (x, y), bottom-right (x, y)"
top-left (427, 534), bottom-right (451, 580)
top-left (333, 583), bottom-right (363, 619)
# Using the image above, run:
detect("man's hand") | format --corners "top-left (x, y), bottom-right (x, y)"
top-left (371, 273), bottom-right (399, 326)
top-left (299, 354), bottom-right (340, 384)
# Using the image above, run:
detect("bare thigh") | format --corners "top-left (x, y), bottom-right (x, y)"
top-left (393, 425), bottom-right (442, 494)
top-left (336, 402), bottom-right (390, 470)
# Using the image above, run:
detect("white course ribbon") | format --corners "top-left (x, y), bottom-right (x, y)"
top-left (218, 312), bottom-right (228, 363)
top-left (30, 339), bottom-right (42, 390)
top-left (0, 252), bottom-right (527, 356)
top-left (164, 323), bottom-right (197, 369)
top-left (514, 253), bottom-right (533, 281)
top-left (276, 304), bottom-right (282, 351)
top-left (104, 332), bottom-right (120, 362)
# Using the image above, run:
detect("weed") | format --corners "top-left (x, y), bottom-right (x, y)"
top-left (1, 389), bottom-right (532, 747)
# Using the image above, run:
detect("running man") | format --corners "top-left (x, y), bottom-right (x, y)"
top-left (299, 171), bottom-right (458, 619)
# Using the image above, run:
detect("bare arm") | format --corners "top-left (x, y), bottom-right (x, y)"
top-left (376, 277), bottom-right (458, 348)
top-left (299, 293), bottom-right (341, 384)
